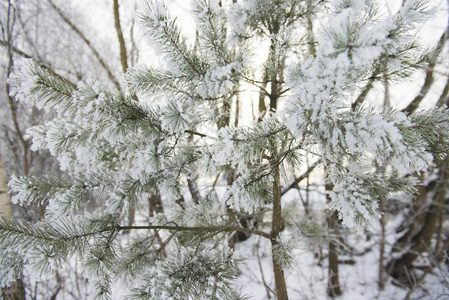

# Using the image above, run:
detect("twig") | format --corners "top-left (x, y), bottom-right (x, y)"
top-left (256, 237), bottom-right (275, 298)
top-left (118, 223), bottom-right (272, 239)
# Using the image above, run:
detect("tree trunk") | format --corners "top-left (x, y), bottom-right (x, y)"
top-left (1, 280), bottom-right (26, 300)
top-left (392, 174), bottom-right (429, 252)
top-left (187, 179), bottom-right (202, 204)
top-left (0, 156), bottom-right (13, 218)
top-left (378, 196), bottom-right (386, 291)
top-left (258, 69), bottom-right (268, 121)
top-left (149, 191), bottom-right (166, 256)
top-left (149, 191), bottom-right (163, 217)
top-left (271, 165), bottom-right (289, 300)
top-left (388, 158), bottom-right (449, 282)
top-left (326, 184), bottom-right (342, 297)
top-left (267, 31), bottom-right (289, 298)
top-left (0, 156), bottom-right (26, 299)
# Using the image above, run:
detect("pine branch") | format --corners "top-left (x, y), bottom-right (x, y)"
top-left (193, 0), bottom-right (231, 66)
top-left (351, 66), bottom-right (381, 110)
top-left (126, 66), bottom-right (190, 94)
top-left (0, 217), bottom-right (56, 243)
top-left (161, 25), bottom-right (202, 76)
top-left (185, 130), bottom-right (208, 138)
top-left (231, 125), bottom-right (287, 143)
top-left (139, 2), bottom-right (204, 76)
top-left (401, 109), bottom-right (449, 165)
top-left (8, 60), bottom-right (76, 112)
top-left (118, 223), bottom-right (271, 239)
top-left (400, 119), bottom-right (449, 132)
top-left (0, 215), bottom-right (117, 245)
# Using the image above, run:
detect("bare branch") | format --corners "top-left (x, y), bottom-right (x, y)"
top-left (281, 159), bottom-right (321, 196)
top-left (113, 0), bottom-right (129, 74)
top-left (436, 77), bottom-right (449, 108)
top-left (404, 26), bottom-right (448, 114)
top-left (4, 2), bottom-right (31, 175)
top-left (47, 0), bottom-right (122, 91)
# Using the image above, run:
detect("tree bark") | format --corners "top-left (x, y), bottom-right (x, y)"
top-left (4, 2), bottom-right (32, 176)
top-left (0, 156), bottom-right (13, 218)
top-left (271, 165), bottom-right (289, 300)
top-left (0, 156), bottom-right (26, 299)
top-left (258, 69), bottom-right (269, 121)
top-left (187, 179), bottom-right (202, 204)
top-left (326, 184), bottom-right (342, 297)
top-left (266, 29), bottom-right (290, 298)
top-left (149, 191), bottom-right (163, 217)
top-left (435, 76), bottom-right (449, 108)
top-left (1, 280), bottom-right (26, 300)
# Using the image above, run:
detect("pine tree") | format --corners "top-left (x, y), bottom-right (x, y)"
top-left (1, 0), bottom-right (449, 299)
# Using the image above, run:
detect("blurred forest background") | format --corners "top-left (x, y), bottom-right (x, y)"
top-left (1, 0), bottom-right (449, 299)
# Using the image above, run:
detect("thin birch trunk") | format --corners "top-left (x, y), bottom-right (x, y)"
top-left (0, 156), bottom-right (26, 299)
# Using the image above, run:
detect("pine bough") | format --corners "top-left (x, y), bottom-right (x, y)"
top-left (2, 0), bottom-right (449, 299)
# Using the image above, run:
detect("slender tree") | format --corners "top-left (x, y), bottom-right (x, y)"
top-left (0, 155), bottom-right (26, 300)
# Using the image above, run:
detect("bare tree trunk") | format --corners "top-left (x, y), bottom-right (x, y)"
top-left (0, 156), bottom-right (26, 299)
top-left (187, 179), bottom-right (202, 204)
top-left (149, 192), bottom-right (163, 217)
top-left (305, 0), bottom-right (317, 57)
top-left (388, 158), bottom-right (449, 282)
top-left (268, 48), bottom-right (289, 297)
top-left (392, 175), bottom-right (429, 252)
top-left (1, 4), bottom-right (28, 298)
top-left (149, 191), bottom-right (165, 256)
top-left (326, 184), bottom-right (342, 297)
top-left (0, 156), bottom-right (13, 218)
top-left (378, 68), bottom-right (389, 291)
top-left (2, 279), bottom-right (26, 300)
top-left (258, 69), bottom-right (268, 121)
top-left (435, 76), bottom-right (449, 107)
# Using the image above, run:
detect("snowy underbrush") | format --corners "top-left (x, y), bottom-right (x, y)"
top-left (234, 224), bottom-right (403, 300)
top-left (234, 188), bottom-right (449, 300)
